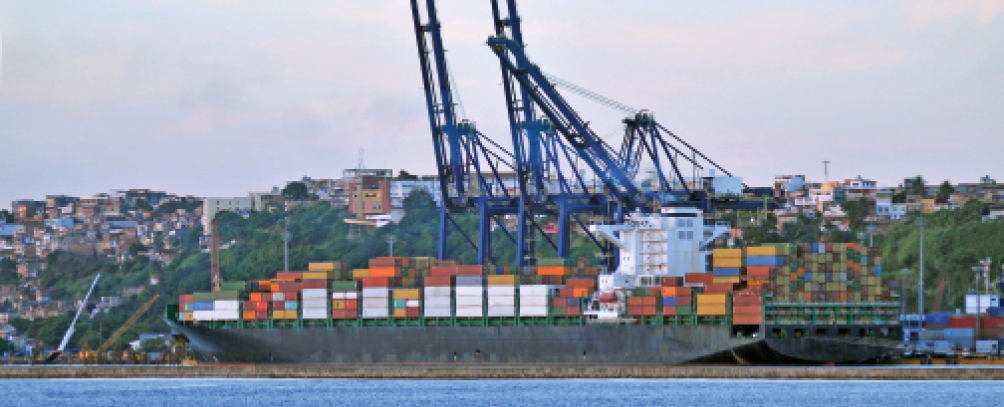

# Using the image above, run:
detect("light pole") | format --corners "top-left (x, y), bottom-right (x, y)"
top-left (282, 218), bottom-right (291, 272)
top-left (857, 231), bottom-right (866, 249)
top-left (867, 224), bottom-right (877, 247)
top-left (917, 216), bottom-right (926, 317)
top-left (386, 235), bottom-right (397, 257)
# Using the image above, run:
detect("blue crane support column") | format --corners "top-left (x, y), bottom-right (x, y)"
top-left (557, 196), bottom-right (571, 258)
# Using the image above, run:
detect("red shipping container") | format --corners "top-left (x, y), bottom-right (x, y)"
top-left (648, 287), bottom-right (661, 297)
top-left (331, 310), bottom-right (344, 319)
top-left (242, 301), bottom-right (254, 310)
top-left (661, 277), bottom-right (683, 287)
top-left (566, 306), bottom-right (581, 316)
top-left (278, 282), bottom-right (302, 292)
top-left (642, 297), bottom-right (656, 307)
top-left (362, 277), bottom-right (391, 288)
top-left (949, 316), bottom-right (978, 328)
top-left (255, 302), bottom-right (269, 312)
top-left (430, 266), bottom-right (458, 276)
top-left (370, 257), bottom-right (403, 268)
top-left (559, 288), bottom-right (574, 298)
top-left (663, 306), bottom-right (677, 316)
top-left (345, 299), bottom-right (358, 310)
top-left (628, 305), bottom-right (643, 316)
top-left (301, 280), bottom-right (327, 289)
top-left (179, 294), bottom-right (194, 304)
top-left (704, 283), bottom-right (734, 294)
top-left (566, 278), bottom-right (596, 289)
top-left (455, 265), bottom-right (484, 275)
top-left (685, 273), bottom-right (714, 285)
top-left (642, 306), bottom-right (658, 316)
top-left (675, 295), bottom-right (692, 306)
top-left (733, 315), bottom-right (763, 325)
top-left (733, 295), bottom-right (762, 306)
top-left (675, 287), bottom-right (692, 297)
top-left (255, 310), bottom-right (268, 320)
top-left (982, 316), bottom-right (1004, 329)
top-left (276, 272), bottom-right (301, 280)
top-left (425, 276), bottom-right (452, 287)
top-left (406, 308), bottom-right (420, 318)
top-left (746, 266), bottom-right (773, 278)
top-left (285, 292), bottom-right (299, 301)
top-left (344, 308), bottom-right (359, 318)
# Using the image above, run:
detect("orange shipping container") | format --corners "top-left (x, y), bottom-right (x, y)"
top-left (573, 288), bottom-right (589, 298)
top-left (733, 305), bottom-right (763, 315)
top-left (684, 273), bottom-right (714, 286)
top-left (703, 283), bottom-right (734, 294)
top-left (733, 315), bottom-right (763, 325)
top-left (369, 267), bottom-right (399, 278)
top-left (537, 266), bottom-right (570, 276)
top-left (696, 304), bottom-right (728, 316)
top-left (746, 266), bottom-right (773, 278)
top-left (642, 297), bottom-right (657, 307)
top-left (661, 287), bottom-right (677, 297)
top-left (242, 310), bottom-right (256, 320)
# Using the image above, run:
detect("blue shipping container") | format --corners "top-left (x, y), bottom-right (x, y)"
top-left (284, 301), bottom-right (299, 310)
top-left (191, 302), bottom-right (214, 311)
top-left (805, 272), bottom-right (812, 281)
top-left (746, 256), bottom-right (783, 266)
top-left (874, 266), bottom-right (883, 275)
top-left (925, 312), bottom-right (953, 324)
top-left (662, 297), bottom-right (677, 306)
top-left (987, 307), bottom-right (1004, 317)
top-left (712, 268), bottom-right (742, 277)
top-left (945, 328), bottom-right (974, 338)
top-left (394, 299), bottom-right (407, 308)
top-left (456, 276), bottom-right (483, 286)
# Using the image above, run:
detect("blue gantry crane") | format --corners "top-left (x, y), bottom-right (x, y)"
top-left (411, 0), bottom-right (778, 267)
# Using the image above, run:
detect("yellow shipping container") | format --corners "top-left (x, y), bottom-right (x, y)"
top-left (746, 246), bottom-right (777, 256)
top-left (696, 304), bottom-right (728, 316)
top-left (712, 257), bottom-right (743, 268)
top-left (713, 277), bottom-right (741, 284)
top-left (393, 289), bottom-right (421, 300)
top-left (486, 275), bottom-right (517, 285)
top-left (713, 248), bottom-right (744, 258)
top-left (302, 272), bottom-right (328, 280)
top-left (332, 300), bottom-right (345, 310)
top-left (393, 308), bottom-right (407, 318)
top-left (309, 262), bottom-right (336, 272)
top-left (352, 269), bottom-right (370, 279)
top-left (181, 312), bottom-right (192, 321)
top-left (696, 294), bottom-right (728, 305)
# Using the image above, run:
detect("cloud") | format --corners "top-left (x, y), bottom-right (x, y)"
top-left (903, 0), bottom-right (1004, 28)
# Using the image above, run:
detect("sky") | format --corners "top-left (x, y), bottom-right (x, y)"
top-left (1, 0), bottom-right (1002, 206)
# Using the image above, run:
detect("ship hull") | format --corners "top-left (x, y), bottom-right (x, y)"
top-left (168, 320), bottom-right (754, 365)
top-left (733, 324), bottom-right (902, 364)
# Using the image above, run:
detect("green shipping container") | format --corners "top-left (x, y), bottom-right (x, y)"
top-left (214, 290), bottom-right (241, 300)
top-left (330, 280), bottom-right (358, 291)
top-left (192, 292), bottom-right (214, 302)
top-left (219, 281), bottom-right (247, 292)
top-left (677, 306), bottom-right (693, 315)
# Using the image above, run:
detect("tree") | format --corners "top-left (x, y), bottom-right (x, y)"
top-left (907, 176), bottom-right (927, 197)
top-left (841, 198), bottom-right (871, 230)
top-left (936, 180), bottom-right (954, 203)
top-left (282, 182), bottom-right (311, 200)
top-left (134, 198), bottom-right (152, 211)
top-left (138, 337), bottom-right (168, 353)
top-left (128, 242), bottom-right (147, 256)
top-left (396, 170), bottom-right (419, 180)
top-left (0, 210), bottom-right (14, 223)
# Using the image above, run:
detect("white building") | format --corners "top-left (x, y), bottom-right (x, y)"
top-left (390, 177), bottom-right (443, 208)
top-left (201, 197), bottom-right (255, 231)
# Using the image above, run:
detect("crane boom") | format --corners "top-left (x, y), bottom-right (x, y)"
top-left (98, 294), bottom-right (160, 353)
top-left (55, 273), bottom-right (100, 351)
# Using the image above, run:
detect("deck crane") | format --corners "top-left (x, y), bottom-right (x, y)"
top-left (410, 0), bottom-right (521, 264)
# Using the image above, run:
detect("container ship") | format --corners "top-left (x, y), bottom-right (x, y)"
top-left (167, 208), bottom-right (901, 364)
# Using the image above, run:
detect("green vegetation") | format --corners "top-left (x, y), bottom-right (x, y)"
top-left (281, 182), bottom-right (314, 200)
top-left (18, 189), bottom-right (602, 349)
top-left (877, 200), bottom-right (1002, 313)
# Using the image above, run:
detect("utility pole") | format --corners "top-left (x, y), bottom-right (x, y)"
top-left (917, 216), bottom-right (926, 317)
top-left (282, 218), bottom-right (291, 272)
top-left (867, 224), bottom-right (877, 247)
top-left (387, 235), bottom-right (397, 257)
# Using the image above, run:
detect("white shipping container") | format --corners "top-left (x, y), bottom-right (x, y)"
top-left (271, 292), bottom-right (286, 302)
top-left (424, 297), bottom-right (451, 308)
top-left (405, 300), bottom-right (420, 307)
top-left (362, 288), bottom-right (390, 298)
top-left (345, 292), bottom-right (358, 300)
top-left (362, 298), bottom-right (389, 309)
top-left (424, 308), bottom-right (452, 318)
top-left (518, 296), bottom-right (547, 307)
top-left (192, 310), bottom-right (215, 321)
top-left (331, 292), bottom-right (345, 300)
top-left (214, 300), bottom-right (241, 311)
top-left (455, 308), bottom-right (484, 318)
top-left (302, 308), bottom-right (329, 320)
top-left (214, 310), bottom-right (241, 321)
top-left (486, 286), bottom-right (515, 296)
top-left (455, 296), bottom-right (483, 307)
top-left (519, 305), bottom-right (548, 317)
top-left (301, 289), bottom-right (328, 299)
top-left (424, 287), bottom-right (452, 297)
top-left (362, 309), bottom-right (389, 319)
top-left (487, 306), bottom-right (515, 317)
top-left (520, 285), bottom-right (548, 296)
top-left (487, 296), bottom-right (515, 307)
top-left (455, 286), bottom-right (484, 297)
top-left (302, 298), bottom-right (328, 309)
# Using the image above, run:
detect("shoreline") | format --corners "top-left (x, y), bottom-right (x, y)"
top-left (0, 365), bottom-right (1002, 380)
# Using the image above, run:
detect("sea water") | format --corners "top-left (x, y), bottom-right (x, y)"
top-left (3, 378), bottom-right (1000, 406)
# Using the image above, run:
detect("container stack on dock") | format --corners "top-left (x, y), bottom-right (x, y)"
top-left (362, 278), bottom-right (390, 319)
top-left (455, 276), bottom-right (484, 318)
top-left (486, 275), bottom-right (516, 317)
top-left (519, 284), bottom-right (548, 317)
top-left (423, 276), bottom-right (452, 318)
top-left (330, 280), bottom-right (358, 320)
